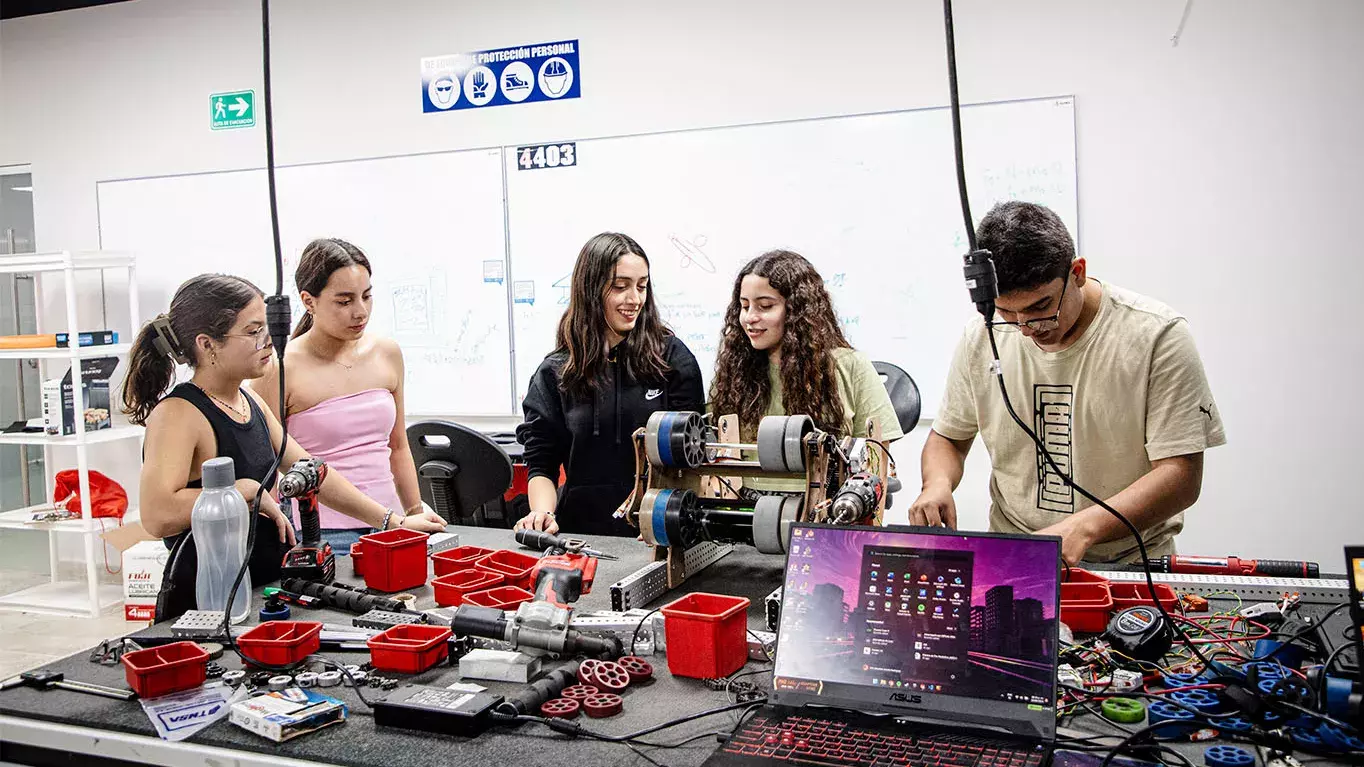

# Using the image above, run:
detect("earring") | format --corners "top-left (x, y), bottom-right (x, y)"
top-left (211, 350), bottom-right (218, 366)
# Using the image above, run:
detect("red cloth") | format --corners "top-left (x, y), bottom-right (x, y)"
top-left (52, 470), bottom-right (128, 519)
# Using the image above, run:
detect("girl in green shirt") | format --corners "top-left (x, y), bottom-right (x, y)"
top-left (710, 250), bottom-right (904, 452)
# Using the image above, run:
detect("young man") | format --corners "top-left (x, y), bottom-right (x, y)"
top-left (911, 202), bottom-right (1225, 565)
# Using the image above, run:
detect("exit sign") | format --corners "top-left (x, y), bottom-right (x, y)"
top-left (210, 90), bottom-right (255, 130)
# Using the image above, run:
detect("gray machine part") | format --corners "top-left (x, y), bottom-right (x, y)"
top-left (783, 415), bottom-right (813, 473)
top-left (608, 541), bottom-right (735, 611)
top-left (756, 416), bottom-right (789, 472)
top-left (752, 495), bottom-right (802, 555)
top-left (644, 411), bottom-right (668, 469)
top-left (506, 601), bottom-right (574, 656)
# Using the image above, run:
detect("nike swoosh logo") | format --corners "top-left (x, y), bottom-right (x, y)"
top-left (645, 389), bottom-right (662, 401)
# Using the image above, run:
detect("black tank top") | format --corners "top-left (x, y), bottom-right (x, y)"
top-left (162, 383), bottom-right (283, 587)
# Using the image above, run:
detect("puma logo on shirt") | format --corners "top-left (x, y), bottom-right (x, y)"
top-left (645, 389), bottom-right (663, 401)
top-left (1198, 404), bottom-right (1213, 421)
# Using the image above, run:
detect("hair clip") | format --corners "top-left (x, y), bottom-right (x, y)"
top-left (149, 314), bottom-right (189, 365)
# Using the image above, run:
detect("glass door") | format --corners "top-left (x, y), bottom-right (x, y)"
top-left (0, 166), bottom-right (45, 512)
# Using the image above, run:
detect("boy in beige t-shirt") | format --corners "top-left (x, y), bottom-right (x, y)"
top-left (912, 202), bottom-right (1225, 565)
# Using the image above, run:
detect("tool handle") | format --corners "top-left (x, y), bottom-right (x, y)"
top-left (505, 664), bottom-right (580, 715)
top-left (1251, 559), bottom-right (1320, 578)
top-left (514, 528), bottom-right (557, 552)
top-left (566, 630), bottom-right (622, 660)
top-left (298, 495), bottom-right (322, 547)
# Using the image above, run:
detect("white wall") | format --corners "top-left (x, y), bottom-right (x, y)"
top-left (2, 0), bottom-right (1361, 567)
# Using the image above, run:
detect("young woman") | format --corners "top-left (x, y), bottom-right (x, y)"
top-left (124, 274), bottom-right (445, 617)
top-left (251, 238), bottom-right (425, 554)
top-left (515, 232), bottom-right (705, 537)
top-left (709, 250), bottom-right (903, 491)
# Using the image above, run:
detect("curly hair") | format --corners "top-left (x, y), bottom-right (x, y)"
top-left (709, 250), bottom-right (851, 437)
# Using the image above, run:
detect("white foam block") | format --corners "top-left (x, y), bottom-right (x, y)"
top-left (458, 649), bottom-right (542, 683)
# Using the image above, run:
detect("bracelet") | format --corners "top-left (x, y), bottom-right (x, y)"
top-left (381, 509), bottom-right (395, 531)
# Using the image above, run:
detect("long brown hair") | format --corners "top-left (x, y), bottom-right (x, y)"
top-left (121, 274), bottom-right (264, 425)
top-left (554, 232), bottom-right (671, 401)
top-left (709, 250), bottom-right (851, 436)
top-left (292, 238), bottom-right (372, 339)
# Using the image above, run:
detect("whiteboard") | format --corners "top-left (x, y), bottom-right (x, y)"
top-left (506, 97), bottom-right (1078, 416)
top-left (97, 148), bottom-right (513, 415)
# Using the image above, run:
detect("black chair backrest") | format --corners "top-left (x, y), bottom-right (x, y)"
top-left (407, 421), bottom-right (514, 527)
top-left (871, 361), bottom-right (922, 434)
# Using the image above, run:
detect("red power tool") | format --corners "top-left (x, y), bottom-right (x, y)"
top-left (1147, 554), bottom-right (1319, 579)
top-left (529, 553), bottom-right (598, 608)
top-left (279, 458), bottom-right (335, 582)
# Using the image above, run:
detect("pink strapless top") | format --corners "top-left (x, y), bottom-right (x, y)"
top-left (288, 388), bottom-right (401, 530)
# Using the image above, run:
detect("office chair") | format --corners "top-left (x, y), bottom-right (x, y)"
top-left (872, 361), bottom-right (922, 435)
top-left (407, 421), bottom-right (514, 527)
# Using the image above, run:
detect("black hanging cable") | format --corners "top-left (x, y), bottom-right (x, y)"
top-left (938, 0), bottom-right (1214, 673)
top-left (222, 0), bottom-right (293, 666)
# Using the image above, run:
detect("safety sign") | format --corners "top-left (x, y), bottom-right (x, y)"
top-left (422, 40), bottom-right (581, 113)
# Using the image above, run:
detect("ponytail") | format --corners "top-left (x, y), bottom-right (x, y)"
top-left (122, 318), bottom-right (180, 426)
top-left (119, 274), bottom-right (264, 425)
top-left (291, 312), bottom-right (314, 340)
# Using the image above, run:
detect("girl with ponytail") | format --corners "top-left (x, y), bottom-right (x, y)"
top-left (250, 238), bottom-right (434, 553)
top-left (124, 273), bottom-right (443, 618)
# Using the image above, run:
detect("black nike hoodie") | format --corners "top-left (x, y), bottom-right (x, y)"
top-left (516, 335), bottom-right (704, 537)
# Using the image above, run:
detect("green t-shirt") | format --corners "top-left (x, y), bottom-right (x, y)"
top-left (741, 348), bottom-right (904, 492)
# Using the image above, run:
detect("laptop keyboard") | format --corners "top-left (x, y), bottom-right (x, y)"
top-left (721, 714), bottom-right (1046, 767)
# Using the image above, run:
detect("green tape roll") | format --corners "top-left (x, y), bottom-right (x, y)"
top-left (1102, 697), bottom-right (1146, 724)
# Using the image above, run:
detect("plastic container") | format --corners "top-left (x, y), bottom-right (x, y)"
top-left (475, 549), bottom-right (540, 590)
top-left (191, 457), bottom-right (251, 624)
top-left (660, 592), bottom-right (750, 679)
top-left (432, 568), bottom-right (506, 607)
top-left (1060, 581), bottom-right (1115, 633)
top-left (360, 527), bottom-right (429, 592)
top-left (1061, 568), bottom-right (1111, 585)
top-left (367, 624), bottom-right (453, 674)
top-left (351, 542), bottom-right (365, 576)
top-left (462, 585), bottom-right (535, 610)
top-left (121, 641), bottom-right (209, 698)
top-left (236, 621), bottom-right (322, 667)
top-left (432, 546), bottom-right (495, 577)
top-left (1110, 582), bottom-right (1178, 612)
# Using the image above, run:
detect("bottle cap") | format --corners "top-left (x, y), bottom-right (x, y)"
top-left (201, 457), bottom-right (236, 489)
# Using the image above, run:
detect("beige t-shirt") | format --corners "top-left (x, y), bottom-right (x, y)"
top-left (744, 348), bottom-right (905, 492)
top-left (934, 281), bottom-right (1226, 562)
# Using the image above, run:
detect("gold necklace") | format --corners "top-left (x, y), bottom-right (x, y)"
top-left (193, 382), bottom-right (249, 420)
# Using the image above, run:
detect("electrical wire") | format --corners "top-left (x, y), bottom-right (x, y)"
top-left (494, 700), bottom-right (763, 744)
top-left (630, 608), bottom-right (661, 657)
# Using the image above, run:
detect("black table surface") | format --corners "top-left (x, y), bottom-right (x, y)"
top-left (0, 527), bottom-right (1353, 767)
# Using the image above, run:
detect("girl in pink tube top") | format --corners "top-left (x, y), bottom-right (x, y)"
top-left (252, 238), bottom-right (444, 554)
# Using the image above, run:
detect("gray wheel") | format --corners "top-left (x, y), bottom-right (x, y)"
top-left (672, 412), bottom-right (706, 469)
top-left (779, 496), bottom-right (803, 544)
top-left (645, 411), bottom-right (668, 469)
top-left (757, 416), bottom-right (789, 472)
top-left (783, 415), bottom-right (814, 473)
top-left (751, 496), bottom-right (786, 554)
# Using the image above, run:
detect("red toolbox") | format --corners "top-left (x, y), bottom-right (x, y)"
top-left (1060, 582), bottom-right (1115, 633)
top-left (432, 568), bottom-right (506, 607)
top-left (367, 624), bottom-right (453, 674)
top-left (660, 593), bottom-right (750, 679)
top-left (462, 585), bottom-right (535, 610)
top-left (475, 549), bottom-right (540, 590)
top-left (121, 641), bottom-right (209, 698)
top-left (360, 528), bottom-right (428, 591)
top-left (432, 546), bottom-right (494, 577)
top-left (237, 621), bottom-right (323, 667)
top-left (1110, 581), bottom-right (1178, 612)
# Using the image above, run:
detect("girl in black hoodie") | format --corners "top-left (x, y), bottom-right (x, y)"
top-left (515, 233), bottom-right (704, 537)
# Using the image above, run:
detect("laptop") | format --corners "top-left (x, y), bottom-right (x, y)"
top-left (705, 524), bottom-right (1062, 767)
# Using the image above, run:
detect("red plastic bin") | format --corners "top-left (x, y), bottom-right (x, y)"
top-left (121, 641), bottom-right (208, 698)
top-left (433, 546), bottom-right (494, 577)
top-left (462, 585), bottom-right (535, 610)
top-left (475, 549), bottom-right (540, 590)
top-left (1060, 582), bottom-right (1115, 633)
top-left (368, 624), bottom-right (453, 674)
top-left (1110, 582), bottom-right (1178, 611)
top-left (360, 528), bottom-right (429, 592)
top-left (1062, 568), bottom-right (1111, 585)
top-left (351, 541), bottom-right (365, 576)
top-left (237, 621), bottom-right (323, 666)
top-left (432, 568), bottom-right (506, 607)
top-left (660, 592), bottom-right (750, 679)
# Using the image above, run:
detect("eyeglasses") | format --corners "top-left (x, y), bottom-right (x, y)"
top-left (227, 326), bottom-right (271, 350)
top-left (988, 277), bottom-right (1069, 334)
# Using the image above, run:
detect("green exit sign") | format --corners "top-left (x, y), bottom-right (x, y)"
top-left (210, 90), bottom-right (255, 130)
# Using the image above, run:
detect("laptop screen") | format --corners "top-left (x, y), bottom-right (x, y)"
top-left (772, 525), bottom-right (1060, 733)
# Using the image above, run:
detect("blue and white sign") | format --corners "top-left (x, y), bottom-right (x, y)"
top-left (422, 40), bottom-right (581, 113)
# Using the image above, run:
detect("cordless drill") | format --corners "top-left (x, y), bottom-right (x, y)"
top-left (279, 458), bottom-right (334, 582)
top-left (530, 554), bottom-right (598, 608)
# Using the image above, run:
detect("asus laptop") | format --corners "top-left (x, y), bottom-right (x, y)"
top-left (705, 524), bottom-right (1062, 767)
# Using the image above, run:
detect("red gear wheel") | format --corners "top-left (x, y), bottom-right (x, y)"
top-left (583, 693), bottom-right (624, 718)
top-left (562, 684), bottom-right (599, 701)
top-left (589, 661), bottom-right (631, 692)
top-left (618, 656), bottom-right (654, 683)
top-left (540, 698), bottom-right (580, 719)
top-left (577, 659), bottom-right (603, 686)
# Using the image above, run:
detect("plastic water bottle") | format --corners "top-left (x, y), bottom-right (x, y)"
top-left (191, 457), bottom-right (251, 624)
